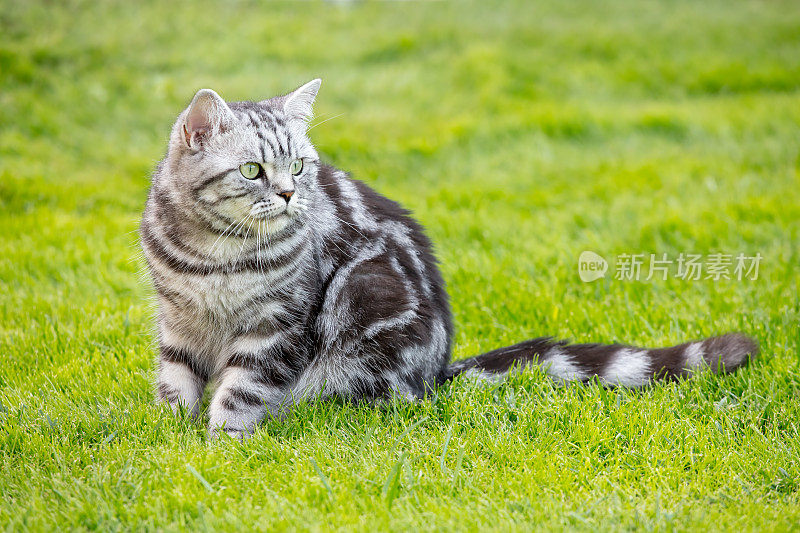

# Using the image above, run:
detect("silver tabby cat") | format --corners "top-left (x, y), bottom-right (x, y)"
top-left (141, 79), bottom-right (757, 438)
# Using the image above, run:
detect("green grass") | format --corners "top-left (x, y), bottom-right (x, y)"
top-left (2, 0), bottom-right (799, 530)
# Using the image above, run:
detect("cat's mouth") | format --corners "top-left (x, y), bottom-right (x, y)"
top-left (250, 203), bottom-right (287, 220)
top-left (250, 197), bottom-right (306, 220)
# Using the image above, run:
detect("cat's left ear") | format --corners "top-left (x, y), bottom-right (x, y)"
top-left (182, 89), bottom-right (236, 150)
top-left (283, 79), bottom-right (321, 124)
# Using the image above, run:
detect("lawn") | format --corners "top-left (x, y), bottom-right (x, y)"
top-left (1, 0), bottom-right (799, 530)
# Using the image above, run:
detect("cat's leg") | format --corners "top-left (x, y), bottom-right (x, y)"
top-left (289, 261), bottom-right (449, 406)
top-left (207, 334), bottom-right (297, 439)
top-left (288, 356), bottom-right (416, 406)
top-left (156, 343), bottom-right (208, 418)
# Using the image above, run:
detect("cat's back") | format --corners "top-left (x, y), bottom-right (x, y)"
top-left (311, 165), bottom-right (453, 384)
top-left (315, 165), bottom-right (438, 264)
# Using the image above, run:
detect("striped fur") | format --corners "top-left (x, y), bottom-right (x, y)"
top-left (445, 334), bottom-right (758, 386)
top-left (141, 80), bottom-right (757, 439)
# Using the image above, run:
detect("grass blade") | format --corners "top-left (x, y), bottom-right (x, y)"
top-left (391, 416), bottom-right (429, 453)
top-left (309, 458), bottom-right (334, 498)
top-left (439, 426), bottom-right (453, 473)
top-left (382, 453), bottom-right (406, 508)
top-left (186, 463), bottom-right (214, 493)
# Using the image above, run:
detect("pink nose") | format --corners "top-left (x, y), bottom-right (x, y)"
top-left (277, 190), bottom-right (294, 203)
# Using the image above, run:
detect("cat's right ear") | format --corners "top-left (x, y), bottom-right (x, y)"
top-left (182, 89), bottom-right (236, 150)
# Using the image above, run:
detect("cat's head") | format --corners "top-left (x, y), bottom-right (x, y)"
top-left (160, 79), bottom-right (322, 235)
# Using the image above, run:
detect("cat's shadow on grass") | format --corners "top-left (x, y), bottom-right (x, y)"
top-left (177, 366), bottom-right (751, 443)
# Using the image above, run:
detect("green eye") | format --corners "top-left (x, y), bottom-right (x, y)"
top-left (239, 162), bottom-right (261, 180)
top-left (290, 158), bottom-right (303, 176)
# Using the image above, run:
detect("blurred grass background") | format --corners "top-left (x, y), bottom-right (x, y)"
top-left (1, 0), bottom-right (799, 530)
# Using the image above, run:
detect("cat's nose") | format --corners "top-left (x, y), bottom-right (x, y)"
top-left (276, 190), bottom-right (294, 204)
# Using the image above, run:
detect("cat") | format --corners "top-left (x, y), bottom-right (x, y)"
top-left (140, 79), bottom-right (758, 439)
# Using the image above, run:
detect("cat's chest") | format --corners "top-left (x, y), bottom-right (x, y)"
top-left (153, 245), bottom-right (312, 314)
top-left (160, 271), bottom-right (306, 360)
top-left (191, 272), bottom-right (270, 314)
top-left (155, 267), bottom-right (262, 313)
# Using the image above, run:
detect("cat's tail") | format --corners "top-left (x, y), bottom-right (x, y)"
top-left (443, 333), bottom-right (757, 387)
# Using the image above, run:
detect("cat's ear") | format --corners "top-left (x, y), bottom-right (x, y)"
top-left (283, 79), bottom-right (321, 124)
top-left (182, 89), bottom-right (236, 150)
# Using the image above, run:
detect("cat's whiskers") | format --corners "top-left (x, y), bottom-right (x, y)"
top-left (264, 219), bottom-right (275, 270)
top-left (258, 219), bottom-right (268, 277)
top-left (234, 215), bottom-right (257, 264)
top-left (260, 219), bottom-right (268, 277)
top-left (209, 209), bottom-right (254, 259)
top-left (307, 112), bottom-right (345, 132)
top-left (331, 211), bottom-right (369, 241)
top-left (315, 182), bottom-right (370, 240)
top-left (207, 217), bottom-right (241, 258)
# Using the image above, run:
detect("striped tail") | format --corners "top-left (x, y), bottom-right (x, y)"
top-left (445, 333), bottom-right (758, 387)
